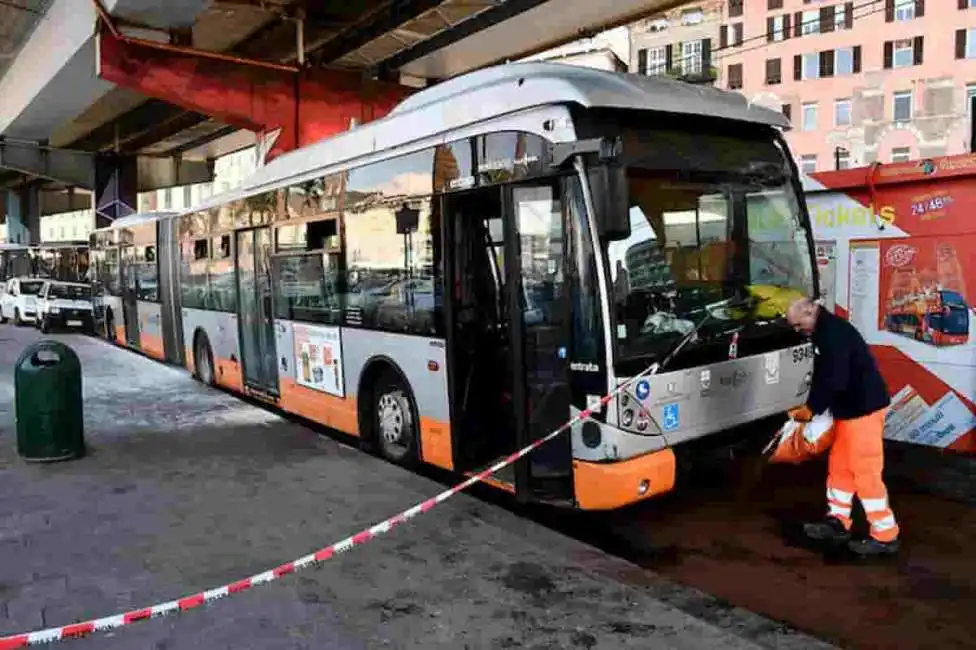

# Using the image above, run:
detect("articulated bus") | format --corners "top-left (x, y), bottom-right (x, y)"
top-left (885, 288), bottom-right (970, 346)
top-left (91, 63), bottom-right (818, 510)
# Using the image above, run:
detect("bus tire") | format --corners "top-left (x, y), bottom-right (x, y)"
top-left (194, 333), bottom-right (216, 387)
top-left (372, 370), bottom-right (419, 468)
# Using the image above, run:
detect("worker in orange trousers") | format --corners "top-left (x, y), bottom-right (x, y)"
top-left (786, 297), bottom-right (900, 557)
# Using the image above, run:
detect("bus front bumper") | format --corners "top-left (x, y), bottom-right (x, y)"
top-left (573, 448), bottom-right (676, 510)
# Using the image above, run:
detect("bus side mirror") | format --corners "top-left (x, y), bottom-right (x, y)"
top-left (588, 164), bottom-right (630, 241)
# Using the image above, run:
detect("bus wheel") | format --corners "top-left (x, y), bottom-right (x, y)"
top-left (194, 335), bottom-right (216, 387)
top-left (373, 371), bottom-right (419, 467)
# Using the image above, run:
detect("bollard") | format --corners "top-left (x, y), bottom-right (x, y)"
top-left (14, 340), bottom-right (85, 462)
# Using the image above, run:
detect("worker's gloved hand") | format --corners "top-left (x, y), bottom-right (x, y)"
top-left (787, 404), bottom-right (814, 422)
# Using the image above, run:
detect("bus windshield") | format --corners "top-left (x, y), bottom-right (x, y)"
top-left (605, 128), bottom-right (814, 365)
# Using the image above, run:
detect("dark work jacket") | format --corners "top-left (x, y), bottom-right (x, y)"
top-left (808, 308), bottom-right (890, 420)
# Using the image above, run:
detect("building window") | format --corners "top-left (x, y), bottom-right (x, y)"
top-left (163, 188), bottom-right (172, 210)
top-left (682, 8), bottom-right (705, 25)
top-left (967, 83), bottom-right (976, 115)
top-left (835, 47), bottom-right (855, 75)
top-left (732, 22), bottom-right (744, 45)
top-left (647, 46), bottom-right (667, 74)
top-left (727, 63), bottom-right (743, 89)
top-left (768, 0), bottom-right (783, 9)
top-left (893, 91), bottom-right (913, 122)
top-left (834, 3), bottom-right (852, 30)
top-left (800, 155), bottom-right (817, 174)
top-left (781, 103), bottom-right (792, 121)
top-left (768, 14), bottom-right (788, 42)
top-left (886, 37), bottom-right (923, 68)
top-left (893, 0), bottom-right (916, 22)
top-left (835, 150), bottom-right (851, 170)
top-left (682, 40), bottom-right (703, 75)
top-left (799, 52), bottom-right (820, 79)
top-left (891, 147), bottom-right (911, 163)
top-left (801, 10), bottom-right (820, 35)
top-left (183, 185), bottom-right (192, 209)
top-left (646, 18), bottom-right (669, 32)
top-left (765, 58), bottom-right (782, 85)
top-left (835, 99), bottom-right (852, 126)
top-left (728, 0), bottom-right (743, 18)
top-left (964, 0), bottom-right (976, 9)
top-left (956, 28), bottom-right (976, 59)
top-left (802, 102), bottom-right (818, 131)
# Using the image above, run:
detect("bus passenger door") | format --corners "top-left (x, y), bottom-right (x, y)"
top-left (235, 227), bottom-right (280, 395)
top-left (119, 245), bottom-right (140, 347)
top-left (505, 181), bottom-right (574, 502)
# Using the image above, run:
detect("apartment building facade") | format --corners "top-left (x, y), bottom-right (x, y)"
top-left (718, 0), bottom-right (976, 173)
top-left (630, 0), bottom-right (724, 83)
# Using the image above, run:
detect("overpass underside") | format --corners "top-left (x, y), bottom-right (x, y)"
top-left (0, 0), bottom-right (687, 242)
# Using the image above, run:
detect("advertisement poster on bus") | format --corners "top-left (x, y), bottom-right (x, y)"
top-left (293, 324), bottom-right (345, 398)
top-left (804, 156), bottom-right (976, 453)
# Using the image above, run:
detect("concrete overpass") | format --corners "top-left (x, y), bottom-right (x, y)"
top-left (0, 0), bottom-right (687, 242)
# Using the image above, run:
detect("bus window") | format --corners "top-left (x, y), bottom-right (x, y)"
top-left (272, 253), bottom-right (341, 324)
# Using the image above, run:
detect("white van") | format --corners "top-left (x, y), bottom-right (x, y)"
top-left (35, 280), bottom-right (96, 334)
top-left (0, 277), bottom-right (45, 325)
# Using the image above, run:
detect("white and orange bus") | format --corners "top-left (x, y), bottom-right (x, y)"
top-left (885, 288), bottom-right (970, 346)
top-left (91, 63), bottom-right (819, 510)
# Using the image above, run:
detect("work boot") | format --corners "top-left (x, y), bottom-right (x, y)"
top-left (802, 517), bottom-right (851, 543)
top-left (848, 537), bottom-right (900, 558)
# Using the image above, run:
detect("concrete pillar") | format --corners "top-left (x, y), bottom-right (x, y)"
top-left (3, 184), bottom-right (40, 244)
top-left (94, 153), bottom-right (137, 229)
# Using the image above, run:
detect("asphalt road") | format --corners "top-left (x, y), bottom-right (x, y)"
top-left (0, 325), bottom-right (832, 650)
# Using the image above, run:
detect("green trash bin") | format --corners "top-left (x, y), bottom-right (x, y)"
top-left (14, 340), bottom-right (85, 462)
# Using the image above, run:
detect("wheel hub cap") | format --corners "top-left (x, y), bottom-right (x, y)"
top-left (378, 393), bottom-right (405, 445)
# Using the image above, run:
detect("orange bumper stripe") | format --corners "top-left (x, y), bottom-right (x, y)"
top-left (573, 448), bottom-right (676, 510)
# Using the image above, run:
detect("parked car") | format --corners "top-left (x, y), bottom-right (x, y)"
top-left (0, 277), bottom-right (45, 325)
top-left (34, 280), bottom-right (96, 334)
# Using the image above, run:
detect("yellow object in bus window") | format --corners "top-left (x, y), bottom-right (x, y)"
top-left (746, 284), bottom-right (806, 319)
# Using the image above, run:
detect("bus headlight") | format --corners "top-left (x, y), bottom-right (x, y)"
top-left (621, 409), bottom-right (634, 427)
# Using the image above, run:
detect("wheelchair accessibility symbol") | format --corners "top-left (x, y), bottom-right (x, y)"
top-left (662, 403), bottom-right (680, 431)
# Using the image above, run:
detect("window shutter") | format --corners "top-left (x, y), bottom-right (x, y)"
top-left (638, 48), bottom-right (648, 74)
top-left (794, 12), bottom-right (803, 37)
top-left (720, 25), bottom-right (729, 48)
top-left (915, 0), bottom-right (924, 18)
top-left (733, 23), bottom-right (743, 45)
top-left (766, 17), bottom-right (775, 42)
top-left (885, 0), bottom-right (894, 22)
top-left (782, 103), bottom-right (792, 121)
top-left (956, 29), bottom-right (967, 59)
top-left (783, 13), bottom-right (791, 39)
top-left (765, 58), bottom-right (781, 84)
top-left (666, 44), bottom-right (674, 72)
top-left (961, 0), bottom-right (970, 10)
top-left (820, 7), bottom-right (834, 33)
top-left (768, 0), bottom-right (783, 9)
top-left (794, 54), bottom-right (802, 80)
top-left (883, 41), bottom-right (894, 69)
top-left (853, 45), bottom-right (862, 73)
top-left (844, 2), bottom-right (854, 28)
top-left (820, 50), bottom-right (835, 77)
top-left (913, 36), bottom-right (924, 65)
top-left (702, 38), bottom-right (712, 72)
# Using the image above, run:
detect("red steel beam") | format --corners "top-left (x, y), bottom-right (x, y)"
top-left (95, 29), bottom-right (410, 162)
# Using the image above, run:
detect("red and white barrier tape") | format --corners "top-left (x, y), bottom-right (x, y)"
top-left (0, 369), bottom-right (658, 648)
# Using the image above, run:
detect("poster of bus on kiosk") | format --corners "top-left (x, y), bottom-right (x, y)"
top-left (804, 153), bottom-right (976, 453)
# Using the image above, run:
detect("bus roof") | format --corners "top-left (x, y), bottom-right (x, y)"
top-left (97, 64), bottom-right (790, 228)
top-left (93, 211), bottom-right (179, 233)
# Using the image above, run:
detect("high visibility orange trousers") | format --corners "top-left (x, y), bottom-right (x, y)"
top-left (825, 408), bottom-right (900, 542)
